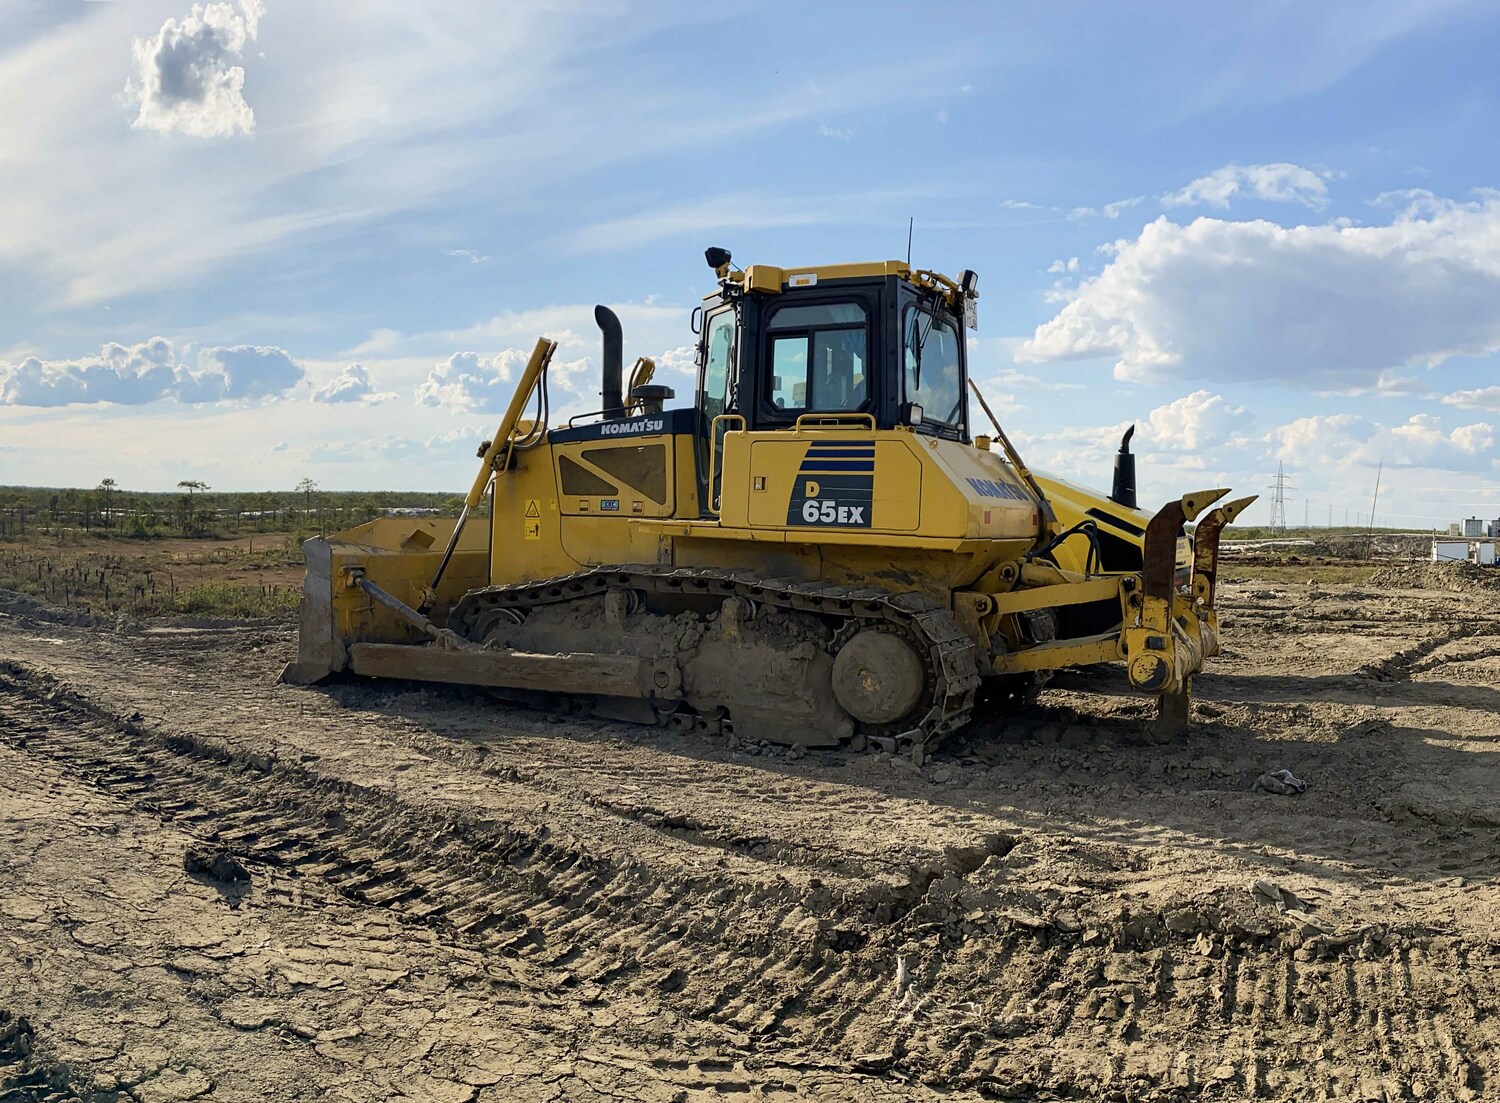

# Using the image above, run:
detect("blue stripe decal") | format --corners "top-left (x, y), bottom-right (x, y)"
top-left (798, 460), bottom-right (875, 473)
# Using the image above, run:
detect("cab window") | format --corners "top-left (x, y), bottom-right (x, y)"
top-left (765, 302), bottom-right (867, 414)
top-left (700, 309), bottom-right (735, 420)
top-left (903, 306), bottom-right (963, 428)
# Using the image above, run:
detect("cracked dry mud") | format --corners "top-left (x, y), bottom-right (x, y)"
top-left (1, 577), bottom-right (1498, 1102)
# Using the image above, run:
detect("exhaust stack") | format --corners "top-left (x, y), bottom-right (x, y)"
top-left (1111, 425), bottom-right (1137, 509)
top-left (595, 305), bottom-right (624, 420)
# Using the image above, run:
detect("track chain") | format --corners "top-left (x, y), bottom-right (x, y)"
top-left (450, 564), bottom-right (983, 749)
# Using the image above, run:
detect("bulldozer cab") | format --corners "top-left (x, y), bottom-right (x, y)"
top-left (693, 251), bottom-right (977, 515)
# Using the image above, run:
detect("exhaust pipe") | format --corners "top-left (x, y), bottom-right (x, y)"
top-left (1111, 424), bottom-right (1137, 509)
top-left (595, 305), bottom-right (624, 420)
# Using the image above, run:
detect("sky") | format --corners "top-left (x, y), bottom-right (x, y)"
top-left (1, 0), bottom-right (1499, 530)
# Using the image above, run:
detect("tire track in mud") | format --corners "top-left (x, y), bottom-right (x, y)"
top-left (3, 656), bottom-right (1498, 1099)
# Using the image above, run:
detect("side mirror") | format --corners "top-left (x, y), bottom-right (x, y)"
top-left (705, 246), bottom-right (732, 271)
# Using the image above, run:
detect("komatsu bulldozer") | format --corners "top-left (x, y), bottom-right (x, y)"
top-left (284, 249), bottom-right (1253, 761)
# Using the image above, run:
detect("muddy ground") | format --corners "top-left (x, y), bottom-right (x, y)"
top-left (1, 574), bottom-right (1498, 1102)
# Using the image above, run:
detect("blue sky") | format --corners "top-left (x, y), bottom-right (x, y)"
top-left (2, 1), bottom-right (1499, 530)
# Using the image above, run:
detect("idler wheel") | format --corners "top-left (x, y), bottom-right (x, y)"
top-left (831, 630), bottom-right (925, 726)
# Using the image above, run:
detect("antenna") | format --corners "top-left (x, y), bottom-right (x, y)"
top-left (906, 217), bottom-right (914, 267)
top-left (1368, 458), bottom-right (1383, 534)
top-left (1267, 462), bottom-right (1294, 535)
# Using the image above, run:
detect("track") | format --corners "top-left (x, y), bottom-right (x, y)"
top-left (453, 564), bottom-right (983, 755)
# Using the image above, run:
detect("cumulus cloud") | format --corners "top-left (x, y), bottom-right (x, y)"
top-left (1143, 390), bottom-right (1252, 451)
top-left (1163, 163), bottom-right (1333, 209)
top-left (414, 350), bottom-right (529, 412)
top-left (1442, 386), bottom-right (1500, 413)
top-left (0, 338), bottom-right (303, 406)
top-left (311, 363), bottom-right (395, 404)
top-left (1273, 412), bottom-right (1494, 471)
top-left (125, 0), bottom-right (265, 137)
top-left (1019, 193), bottom-right (1500, 388)
top-left (415, 348), bottom-right (598, 411)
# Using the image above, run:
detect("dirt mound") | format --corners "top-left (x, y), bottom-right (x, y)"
top-left (1368, 561), bottom-right (1500, 592)
top-left (0, 588), bottom-right (108, 629)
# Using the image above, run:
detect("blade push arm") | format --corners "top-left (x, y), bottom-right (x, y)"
top-left (420, 337), bottom-right (557, 613)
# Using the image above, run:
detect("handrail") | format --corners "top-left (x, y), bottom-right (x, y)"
top-left (707, 413), bottom-right (745, 515)
top-left (793, 412), bottom-right (877, 432)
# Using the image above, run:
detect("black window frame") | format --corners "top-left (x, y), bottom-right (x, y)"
top-left (899, 298), bottom-right (969, 443)
top-left (755, 291), bottom-right (878, 426)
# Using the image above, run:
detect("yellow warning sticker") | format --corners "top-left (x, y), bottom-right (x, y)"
top-left (524, 499), bottom-right (541, 518)
top-left (524, 519), bottom-right (541, 541)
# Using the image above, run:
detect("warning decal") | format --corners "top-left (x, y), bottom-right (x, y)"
top-left (524, 499), bottom-right (541, 518)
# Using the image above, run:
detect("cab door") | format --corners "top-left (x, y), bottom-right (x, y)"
top-left (696, 306), bottom-right (736, 515)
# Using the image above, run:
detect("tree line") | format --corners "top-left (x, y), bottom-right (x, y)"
top-left (0, 479), bottom-right (458, 541)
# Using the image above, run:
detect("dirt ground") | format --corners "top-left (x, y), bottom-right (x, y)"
top-left (2, 573), bottom-right (1498, 1102)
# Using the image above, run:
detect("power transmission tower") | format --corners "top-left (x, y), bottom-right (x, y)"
top-left (1268, 463), bottom-right (1293, 535)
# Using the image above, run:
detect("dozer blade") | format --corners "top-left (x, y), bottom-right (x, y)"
top-left (278, 517), bottom-right (492, 686)
top-left (280, 536), bottom-right (337, 685)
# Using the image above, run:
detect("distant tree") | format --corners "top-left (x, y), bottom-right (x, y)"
top-left (295, 477), bottom-right (322, 535)
top-left (177, 480), bottom-right (210, 534)
top-left (97, 478), bottom-right (118, 528)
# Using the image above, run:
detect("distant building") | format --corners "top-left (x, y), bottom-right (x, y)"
top-left (1433, 540), bottom-right (1470, 563)
top-left (1491, 518), bottom-right (1500, 538)
top-left (1449, 523), bottom-right (1462, 536)
top-left (1463, 517), bottom-right (1485, 537)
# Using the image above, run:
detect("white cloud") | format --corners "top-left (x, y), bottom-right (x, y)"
top-left (1019, 193), bottom-right (1500, 387)
top-left (0, 7), bottom-right (961, 307)
top-left (125, 0), bottom-right (265, 138)
top-left (311, 363), bottom-right (395, 404)
top-left (414, 350), bottom-right (528, 412)
top-left (1273, 412), bottom-right (1494, 471)
top-left (1442, 386), bottom-right (1500, 413)
top-left (307, 425), bottom-right (489, 464)
top-left (817, 122), bottom-right (852, 141)
top-left (0, 338), bottom-right (303, 406)
top-left (1068, 196), bottom-right (1143, 221)
top-left (1162, 163), bottom-right (1333, 209)
top-left (1047, 257), bottom-right (1080, 274)
top-left (444, 248), bottom-right (492, 264)
top-left (1143, 390), bottom-right (1252, 451)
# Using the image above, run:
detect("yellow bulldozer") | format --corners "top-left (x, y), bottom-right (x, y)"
top-left (283, 249), bottom-right (1253, 761)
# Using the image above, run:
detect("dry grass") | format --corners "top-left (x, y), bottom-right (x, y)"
top-left (0, 532), bottom-right (305, 619)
